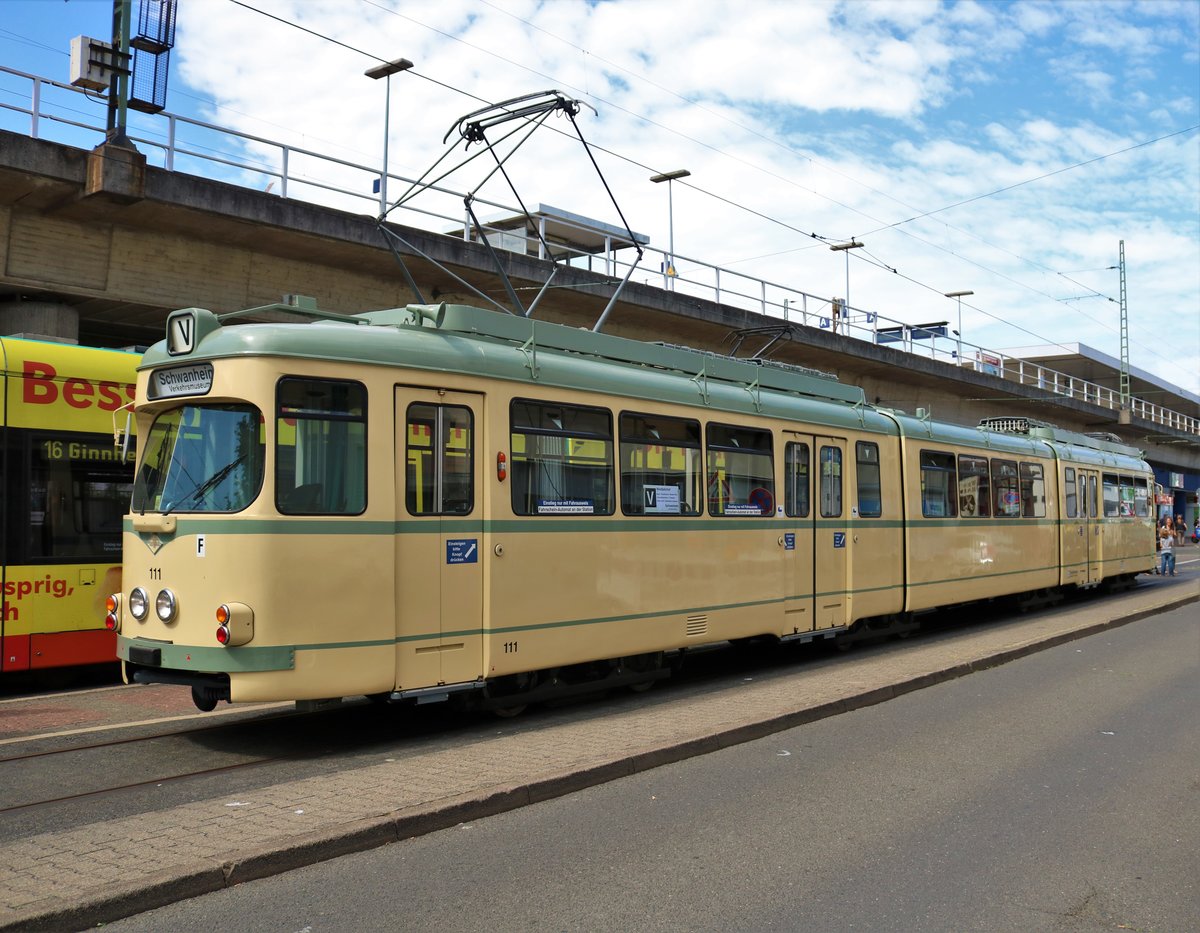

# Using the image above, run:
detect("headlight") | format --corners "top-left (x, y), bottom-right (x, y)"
top-left (129, 587), bottom-right (149, 621)
top-left (156, 589), bottom-right (178, 622)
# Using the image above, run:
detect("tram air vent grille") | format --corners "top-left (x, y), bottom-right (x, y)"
top-left (979, 416), bottom-right (1032, 434)
top-left (685, 615), bottom-right (708, 637)
top-left (978, 416), bottom-right (1056, 435)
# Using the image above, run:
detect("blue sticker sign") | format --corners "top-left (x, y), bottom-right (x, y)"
top-left (446, 539), bottom-right (479, 564)
top-left (833, 532), bottom-right (846, 549)
top-left (784, 533), bottom-right (795, 551)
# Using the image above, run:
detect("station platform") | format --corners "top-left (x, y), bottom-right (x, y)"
top-left (2, 574), bottom-right (1196, 932)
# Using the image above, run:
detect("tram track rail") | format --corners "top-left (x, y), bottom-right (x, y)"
top-left (0, 703), bottom-right (296, 761)
top-left (0, 755), bottom-right (290, 815)
top-left (0, 702), bottom-right (306, 816)
top-left (0, 682), bottom-right (293, 747)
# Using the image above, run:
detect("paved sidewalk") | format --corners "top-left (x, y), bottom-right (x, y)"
top-left (2, 578), bottom-right (1196, 932)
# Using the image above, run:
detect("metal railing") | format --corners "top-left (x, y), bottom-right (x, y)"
top-left (2, 64), bottom-right (1195, 435)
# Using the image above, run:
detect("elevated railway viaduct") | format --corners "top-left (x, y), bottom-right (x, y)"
top-left (1, 132), bottom-right (1196, 476)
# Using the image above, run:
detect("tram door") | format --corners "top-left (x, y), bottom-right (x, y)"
top-left (394, 388), bottom-right (484, 690)
top-left (815, 437), bottom-right (850, 629)
top-left (1080, 468), bottom-right (1102, 583)
top-left (1064, 466), bottom-right (1101, 585)
top-left (1062, 466), bottom-right (1087, 585)
top-left (1061, 466), bottom-right (1093, 585)
top-left (782, 438), bottom-right (815, 633)
top-left (782, 435), bottom-right (849, 632)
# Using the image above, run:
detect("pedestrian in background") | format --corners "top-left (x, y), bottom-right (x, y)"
top-left (1175, 514), bottom-right (1186, 546)
top-left (1159, 521), bottom-right (1176, 576)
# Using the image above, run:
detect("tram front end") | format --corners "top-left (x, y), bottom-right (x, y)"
top-left (109, 308), bottom-right (391, 710)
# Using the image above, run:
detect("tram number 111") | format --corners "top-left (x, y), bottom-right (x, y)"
top-left (503, 641), bottom-right (519, 654)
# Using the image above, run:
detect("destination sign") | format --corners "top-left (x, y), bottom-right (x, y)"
top-left (149, 362), bottom-right (214, 399)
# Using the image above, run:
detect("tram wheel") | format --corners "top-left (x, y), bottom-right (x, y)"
top-left (191, 686), bottom-right (218, 712)
top-left (484, 671), bottom-right (536, 717)
top-left (622, 652), bottom-right (664, 693)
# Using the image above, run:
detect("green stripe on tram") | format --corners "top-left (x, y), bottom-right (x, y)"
top-left (129, 515), bottom-right (1123, 536)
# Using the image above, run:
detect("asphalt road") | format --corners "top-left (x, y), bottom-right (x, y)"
top-left (102, 602), bottom-right (1199, 933)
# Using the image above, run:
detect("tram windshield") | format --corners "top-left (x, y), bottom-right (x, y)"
top-left (131, 404), bottom-right (265, 514)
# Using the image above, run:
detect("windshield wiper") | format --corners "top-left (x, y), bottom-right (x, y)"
top-left (162, 454), bottom-right (247, 516)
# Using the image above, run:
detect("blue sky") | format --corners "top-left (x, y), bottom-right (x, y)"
top-left (2, 0), bottom-right (1198, 396)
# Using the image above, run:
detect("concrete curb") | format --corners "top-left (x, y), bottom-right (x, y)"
top-left (11, 865), bottom-right (227, 933)
top-left (2, 587), bottom-right (1194, 932)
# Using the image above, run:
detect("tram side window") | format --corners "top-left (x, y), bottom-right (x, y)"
top-left (958, 455), bottom-right (990, 517)
top-left (990, 459), bottom-right (1020, 517)
top-left (1101, 473), bottom-right (1119, 518)
top-left (784, 442), bottom-right (810, 518)
top-left (24, 433), bottom-right (133, 562)
top-left (819, 445), bottom-right (842, 518)
top-left (991, 459), bottom-right (1020, 517)
top-left (276, 378), bottom-right (367, 515)
top-left (1020, 462), bottom-right (1046, 518)
top-left (920, 450), bottom-right (957, 518)
top-left (405, 404), bottom-right (473, 516)
top-left (706, 424), bottom-right (774, 516)
top-left (1118, 475), bottom-right (1135, 517)
top-left (1064, 468), bottom-right (1077, 518)
top-left (618, 412), bottom-right (701, 516)
top-left (855, 441), bottom-right (882, 518)
top-left (1133, 477), bottom-right (1149, 517)
top-left (510, 399), bottom-right (613, 515)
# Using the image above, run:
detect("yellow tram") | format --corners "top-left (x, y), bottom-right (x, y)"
top-left (109, 300), bottom-right (1155, 711)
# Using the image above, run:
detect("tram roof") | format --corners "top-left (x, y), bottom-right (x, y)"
top-left (144, 301), bottom-right (871, 408)
top-left (378, 303), bottom-right (867, 404)
top-left (139, 301), bottom-right (1149, 466)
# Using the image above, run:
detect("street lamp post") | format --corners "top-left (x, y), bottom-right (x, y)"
top-left (650, 169), bottom-right (690, 291)
top-left (828, 240), bottom-right (863, 332)
top-left (364, 57), bottom-right (414, 216)
top-left (944, 290), bottom-right (974, 365)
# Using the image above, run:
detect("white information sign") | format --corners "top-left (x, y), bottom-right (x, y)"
top-left (643, 485), bottom-right (681, 514)
top-left (149, 363), bottom-right (214, 399)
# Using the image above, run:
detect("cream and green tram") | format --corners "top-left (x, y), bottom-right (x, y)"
top-left (110, 301), bottom-right (1153, 711)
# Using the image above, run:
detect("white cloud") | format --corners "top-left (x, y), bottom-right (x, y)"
top-left (1011, 1), bottom-right (1061, 37)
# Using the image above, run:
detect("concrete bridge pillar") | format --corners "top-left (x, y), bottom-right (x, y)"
top-left (0, 301), bottom-right (80, 343)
